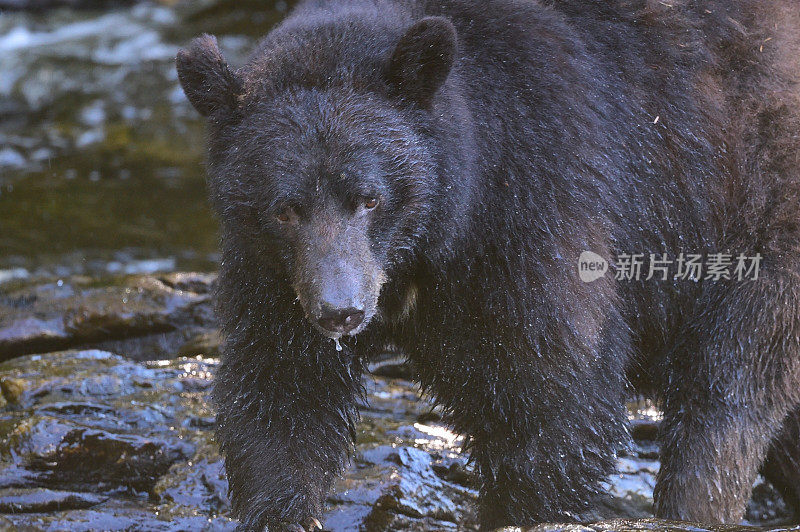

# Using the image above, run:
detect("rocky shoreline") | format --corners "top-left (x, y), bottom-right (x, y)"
top-left (0, 273), bottom-right (796, 531)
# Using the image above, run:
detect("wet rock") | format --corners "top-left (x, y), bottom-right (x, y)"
top-left (0, 352), bottom-right (196, 493)
top-left (26, 424), bottom-right (194, 492)
top-left (12, 506), bottom-right (237, 531)
top-left (368, 447), bottom-right (468, 523)
top-left (746, 478), bottom-right (793, 526)
top-left (369, 354), bottom-right (415, 380)
top-left (511, 518), bottom-right (770, 531)
top-left (0, 349), bottom-right (233, 530)
top-left (0, 147), bottom-right (26, 168)
top-left (157, 272), bottom-right (216, 295)
top-left (629, 418), bottom-right (660, 442)
top-left (0, 488), bottom-right (106, 513)
top-left (0, 377), bottom-right (25, 405)
top-left (176, 330), bottom-right (222, 358)
top-left (432, 459), bottom-right (477, 489)
top-left (151, 439), bottom-right (229, 521)
top-left (0, 273), bottom-right (216, 361)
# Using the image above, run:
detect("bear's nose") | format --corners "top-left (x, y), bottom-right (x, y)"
top-left (317, 307), bottom-right (365, 335)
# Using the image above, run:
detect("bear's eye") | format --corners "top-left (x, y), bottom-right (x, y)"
top-left (364, 198), bottom-right (379, 210)
top-left (275, 206), bottom-right (297, 224)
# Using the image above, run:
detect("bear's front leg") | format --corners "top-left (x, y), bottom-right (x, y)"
top-left (213, 306), bottom-right (364, 530)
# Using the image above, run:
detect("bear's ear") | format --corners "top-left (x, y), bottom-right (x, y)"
top-left (386, 16), bottom-right (457, 107)
top-left (176, 34), bottom-right (243, 117)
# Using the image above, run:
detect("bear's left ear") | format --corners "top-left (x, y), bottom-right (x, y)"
top-left (386, 16), bottom-right (457, 107)
top-left (176, 34), bottom-right (244, 117)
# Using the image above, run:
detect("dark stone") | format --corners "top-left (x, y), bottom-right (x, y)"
top-left (27, 426), bottom-right (194, 492)
top-left (630, 419), bottom-right (660, 442)
top-left (0, 488), bottom-right (106, 513)
top-left (0, 274), bottom-right (216, 361)
top-left (369, 356), bottom-right (415, 381)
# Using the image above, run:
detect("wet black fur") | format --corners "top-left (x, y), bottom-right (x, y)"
top-left (177, 0), bottom-right (800, 529)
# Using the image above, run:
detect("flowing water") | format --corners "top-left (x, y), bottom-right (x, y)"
top-left (0, 0), bottom-right (292, 281)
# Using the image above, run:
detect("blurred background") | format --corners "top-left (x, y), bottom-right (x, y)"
top-left (0, 0), bottom-right (295, 282)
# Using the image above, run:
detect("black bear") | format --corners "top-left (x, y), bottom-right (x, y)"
top-left (176, 0), bottom-right (800, 529)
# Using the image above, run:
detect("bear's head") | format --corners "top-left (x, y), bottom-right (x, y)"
top-left (176, 16), bottom-right (458, 339)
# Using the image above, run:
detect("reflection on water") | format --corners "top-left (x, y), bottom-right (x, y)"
top-left (0, 0), bottom-right (292, 279)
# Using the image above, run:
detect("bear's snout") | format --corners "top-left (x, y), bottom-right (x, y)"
top-left (291, 221), bottom-right (386, 339)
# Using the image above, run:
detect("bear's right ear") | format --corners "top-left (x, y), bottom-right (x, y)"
top-left (386, 17), bottom-right (457, 107)
top-left (176, 34), bottom-right (243, 117)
